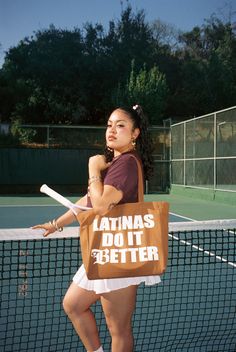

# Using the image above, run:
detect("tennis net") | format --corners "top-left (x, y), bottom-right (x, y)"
top-left (0, 220), bottom-right (236, 352)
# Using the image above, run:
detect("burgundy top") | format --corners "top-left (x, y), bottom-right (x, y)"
top-left (87, 151), bottom-right (143, 207)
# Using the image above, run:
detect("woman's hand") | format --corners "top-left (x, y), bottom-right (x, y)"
top-left (32, 195), bottom-right (88, 237)
top-left (89, 155), bottom-right (111, 174)
top-left (31, 222), bottom-right (56, 237)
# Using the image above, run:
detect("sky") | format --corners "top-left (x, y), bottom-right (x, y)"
top-left (0, 0), bottom-right (235, 67)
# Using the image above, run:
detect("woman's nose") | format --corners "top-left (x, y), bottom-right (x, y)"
top-left (110, 125), bottom-right (117, 133)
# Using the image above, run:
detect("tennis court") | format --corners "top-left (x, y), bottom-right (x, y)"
top-left (0, 193), bottom-right (235, 351)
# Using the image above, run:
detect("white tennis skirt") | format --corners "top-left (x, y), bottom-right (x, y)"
top-left (73, 264), bottom-right (161, 294)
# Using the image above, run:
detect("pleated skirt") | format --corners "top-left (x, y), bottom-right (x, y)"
top-left (73, 264), bottom-right (161, 294)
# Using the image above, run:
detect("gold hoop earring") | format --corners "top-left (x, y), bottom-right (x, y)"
top-left (131, 139), bottom-right (136, 149)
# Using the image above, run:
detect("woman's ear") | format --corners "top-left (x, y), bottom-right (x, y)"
top-left (133, 128), bottom-right (140, 139)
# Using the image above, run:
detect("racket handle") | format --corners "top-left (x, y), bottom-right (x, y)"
top-left (40, 184), bottom-right (91, 214)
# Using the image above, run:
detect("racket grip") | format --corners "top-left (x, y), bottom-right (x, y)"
top-left (40, 184), bottom-right (77, 214)
top-left (40, 184), bottom-right (91, 214)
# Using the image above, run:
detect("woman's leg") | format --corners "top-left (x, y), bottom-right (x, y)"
top-left (63, 282), bottom-right (101, 351)
top-left (101, 285), bottom-right (138, 352)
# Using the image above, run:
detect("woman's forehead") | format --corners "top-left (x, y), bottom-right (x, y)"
top-left (108, 109), bottom-right (131, 122)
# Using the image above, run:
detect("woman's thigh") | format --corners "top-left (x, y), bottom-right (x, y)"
top-left (100, 285), bottom-right (138, 331)
top-left (63, 282), bottom-right (100, 314)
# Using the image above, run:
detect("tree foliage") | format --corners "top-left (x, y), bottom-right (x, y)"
top-left (0, 5), bottom-right (236, 125)
top-left (113, 61), bottom-right (168, 124)
top-left (172, 16), bottom-right (236, 117)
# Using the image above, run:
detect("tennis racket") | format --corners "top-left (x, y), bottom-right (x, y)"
top-left (40, 184), bottom-right (91, 215)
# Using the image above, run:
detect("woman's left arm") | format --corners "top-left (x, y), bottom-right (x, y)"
top-left (88, 155), bottom-right (123, 215)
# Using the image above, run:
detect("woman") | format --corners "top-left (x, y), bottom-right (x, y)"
top-left (33, 105), bottom-right (161, 352)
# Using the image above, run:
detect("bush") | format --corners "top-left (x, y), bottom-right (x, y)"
top-left (11, 119), bottom-right (37, 145)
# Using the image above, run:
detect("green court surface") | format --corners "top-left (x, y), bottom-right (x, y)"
top-left (146, 193), bottom-right (236, 220)
top-left (0, 192), bottom-right (235, 228)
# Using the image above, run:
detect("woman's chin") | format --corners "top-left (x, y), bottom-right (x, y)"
top-left (107, 141), bottom-right (116, 149)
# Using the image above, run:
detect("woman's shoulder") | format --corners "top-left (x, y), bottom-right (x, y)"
top-left (103, 152), bottom-right (139, 182)
top-left (112, 151), bottom-right (140, 167)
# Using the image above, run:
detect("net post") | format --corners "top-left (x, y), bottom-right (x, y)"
top-left (183, 121), bottom-right (186, 186)
top-left (214, 112), bottom-right (217, 192)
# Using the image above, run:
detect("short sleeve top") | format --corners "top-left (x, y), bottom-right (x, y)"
top-left (87, 151), bottom-right (142, 207)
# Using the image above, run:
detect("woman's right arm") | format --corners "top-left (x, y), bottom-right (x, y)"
top-left (32, 194), bottom-right (88, 237)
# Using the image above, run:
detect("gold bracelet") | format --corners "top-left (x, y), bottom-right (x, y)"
top-left (49, 219), bottom-right (63, 232)
top-left (88, 175), bottom-right (102, 186)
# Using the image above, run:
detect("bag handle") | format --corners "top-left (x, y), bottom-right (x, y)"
top-left (130, 154), bottom-right (144, 202)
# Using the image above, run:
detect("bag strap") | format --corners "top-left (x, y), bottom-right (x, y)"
top-left (130, 154), bottom-right (144, 202)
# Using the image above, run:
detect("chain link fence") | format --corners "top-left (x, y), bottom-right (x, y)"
top-left (171, 106), bottom-right (236, 193)
top-left (0, 124), bottom-right (170, 194)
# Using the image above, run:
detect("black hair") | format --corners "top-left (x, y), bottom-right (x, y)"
top-left (104, 105), bottom-right (154, 180)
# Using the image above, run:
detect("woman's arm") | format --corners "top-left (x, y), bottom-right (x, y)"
top-left (88, 155), bottom-right (123, 215)
top-left (32, 194), bottom-right (88, 237)
top-left (89, 183), bottom-right (122, 215)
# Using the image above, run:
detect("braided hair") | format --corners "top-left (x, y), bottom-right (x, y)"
top-left (104, 104), bottom-right (154, 180)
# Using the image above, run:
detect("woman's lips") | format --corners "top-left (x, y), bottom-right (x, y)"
top-left (108, 136), bottom-right (117, 141)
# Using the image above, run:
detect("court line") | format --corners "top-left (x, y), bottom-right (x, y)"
top-left (169, 213), bottom-right (236, 268)
top-left (168, 233), bottom-right (236, 268)
top-left (170, 211), bottom-right (236, 236)
top-left (1, 225), bottom-right (234, 268)
top-left (169, 211), bottom-right (197, 222)
top-left (1, 205), bottom-right (234, 267)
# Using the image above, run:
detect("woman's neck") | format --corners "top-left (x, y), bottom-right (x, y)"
top-left (114, 147), bottom-right (134, 157)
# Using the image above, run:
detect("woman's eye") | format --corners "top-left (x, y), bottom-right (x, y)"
top-left (117, 124), bottom-right (124, 128)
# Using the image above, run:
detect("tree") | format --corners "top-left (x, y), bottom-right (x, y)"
top-left (0, 6), bottom-right (158, 124)
top-left (0, 4), bottom-right (235, 125)
top-left (172, 16), bottom-right (236, 117)
top-left (113, 61), bottom-right (168, 124)
top-left (0, 26), bottom-right (87, 123)
top-left (104, 6), bottom-right (155, 85)
top-left (151, 19), bottom-right (182, 50)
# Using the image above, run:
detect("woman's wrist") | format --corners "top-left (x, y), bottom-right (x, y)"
top-left (88, 175), bottom-right (102, 186)
top-left (88, 163), bottom-right (102, 185)
top-left (49, 219), bottom-right (63, 232)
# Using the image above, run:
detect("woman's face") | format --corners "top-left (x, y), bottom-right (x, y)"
top-left (106, 109), bottom-right (140, 156)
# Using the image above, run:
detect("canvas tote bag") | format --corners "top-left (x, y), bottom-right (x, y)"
top-left (77, 156), bottom-right (169, 280)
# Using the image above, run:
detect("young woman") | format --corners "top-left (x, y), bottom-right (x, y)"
top-left (33, 105), bottom-right (161, 352)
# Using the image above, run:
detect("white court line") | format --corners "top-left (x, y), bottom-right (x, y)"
top-left (170, 211), bottom-right (236, 238)
top-left (168, 233), bottom-right (236, 268)
top-left (169, 211), bottom-right (197, 222)
top-left (1, 206), bottom-right (235, 268)
top-left (169, 213), bottom-right (236, 268)
top-left (170, 212), bottom-right (236, 268)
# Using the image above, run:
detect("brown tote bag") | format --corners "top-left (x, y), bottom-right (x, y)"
top-left (77, 156), bottom-right (169, 280)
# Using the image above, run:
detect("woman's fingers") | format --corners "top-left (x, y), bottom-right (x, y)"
top-left (31, 223), bottom-right (55, 237)
top-left (31, 224), bottom-right (43, 229)
top-left (43, 230), bottom-right (52, 237)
